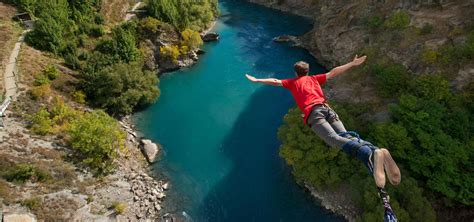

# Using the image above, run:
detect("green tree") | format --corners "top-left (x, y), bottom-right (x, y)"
top-left (83, 62), bottom-right (160, 116)
top-left (25, 0), bottom-right (72, 54)
top-left (96, 26), bottom-right (141, 63)
top-left (147, 0), bottom-right (217, 30)
top-left (181, 28), bottom-right (203, 50)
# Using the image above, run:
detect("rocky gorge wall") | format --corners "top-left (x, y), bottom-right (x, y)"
top-left (249, 0), bottom-right (473, 102)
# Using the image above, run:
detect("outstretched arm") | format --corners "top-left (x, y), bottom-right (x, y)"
top-left (327, 55), bottom-right (367, 79)
top-left (245, 74), bottom-right (282, 86)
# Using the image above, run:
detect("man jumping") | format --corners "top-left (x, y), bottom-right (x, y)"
top-left (245, 55), bottom-right (400, 221)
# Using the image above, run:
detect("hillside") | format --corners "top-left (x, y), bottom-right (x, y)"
top-left (0, 0), bottom-right (218, 220)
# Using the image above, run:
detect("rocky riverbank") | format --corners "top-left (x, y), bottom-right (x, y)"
top-left (152, 21), bottom-right (219, 74)
top-left (0, 99), bottom-right (170, 221)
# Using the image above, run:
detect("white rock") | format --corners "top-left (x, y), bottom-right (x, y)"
top-left (157, 192), bottom-right (166, 199)
top-left (162, 182), bottom-right (169, 190)
top-left (154, 203), bottom-right (161, 211)
top-left (140, 139), bottom-right (159, 164)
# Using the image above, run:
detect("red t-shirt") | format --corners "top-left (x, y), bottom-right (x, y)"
top-left (281, 74), bottom-right (327, 124)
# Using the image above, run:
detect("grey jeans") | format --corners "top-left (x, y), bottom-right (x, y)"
top-left (307, 104), bottom-right (351, 148)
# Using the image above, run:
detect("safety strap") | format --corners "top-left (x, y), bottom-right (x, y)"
top-left (378, 188), bottom-right (398, 222)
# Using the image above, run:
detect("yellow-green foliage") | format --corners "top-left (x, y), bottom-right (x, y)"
top-left (43, 64), bottom-right (60, 80)
top-left (138, 17), bottom-right (162, 36)
top-left (29, 107), bottom-right (53, 135)
top-left (30, 84), bottom-right (52, 100)
top-left (421, 48), bottom-right (439, 64)
top-left (67, 110), bottom-right (125, 176)
top-left (33, 73), bottom-right (50, 86)
top-left (385, 10), bottom-right (410, 29)
top-left (112, 202), bottom-right (127, 214)
top-left (29, 100), bottom-right (125, 176)
top-left (72, 91), bottom-right (86, 104)
top-left (160, 45), bottom-right (180, 63)
top-left (181, 28), bottom-right (203, 50)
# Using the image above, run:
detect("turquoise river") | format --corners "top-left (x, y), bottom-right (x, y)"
top-left (134, 0), bottom-right (344, 221)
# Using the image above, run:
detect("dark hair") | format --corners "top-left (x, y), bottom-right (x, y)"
top-left (294, 61), bottom-right (309, 77)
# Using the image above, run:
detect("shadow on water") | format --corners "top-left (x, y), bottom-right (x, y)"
top-left (195, 85), bottom-right (345, 221)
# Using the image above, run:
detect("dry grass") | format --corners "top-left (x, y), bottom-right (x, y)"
top-left (0, 2), bottom-right (21, 95)
top-left (17, 45), bottom-right (61, 87)
top-left (100, 0), bottom-right (131, 26)
top-left (0, 179), bottom-right (16, 205)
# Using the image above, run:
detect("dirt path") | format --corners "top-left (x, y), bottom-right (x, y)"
top-left (3, 29), bottom-right (28, 100)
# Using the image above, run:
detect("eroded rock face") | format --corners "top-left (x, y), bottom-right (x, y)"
top-left (140, 139), bottom-right (160, 164)
top-left (250, 0), bottom-right (473, 103)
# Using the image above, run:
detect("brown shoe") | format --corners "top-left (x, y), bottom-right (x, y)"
top-left (381, 148), bottom-right (401, 185)
top-left (372, 149), bottom-right (386, 188)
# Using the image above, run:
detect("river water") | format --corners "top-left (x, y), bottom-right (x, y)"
top-left (134, 0), bottom-right (344, 221)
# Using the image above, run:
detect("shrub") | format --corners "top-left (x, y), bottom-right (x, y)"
top-left (421, 48), bottom-right (439, 64)
top-left (43, 65), bottom-right (60, 80)
top-left (112, 202), bottom-right (127, 214)
top-left (367, 16), bottom-right (383, 30)
top-left (138, 17), bottom-right (162, 38)
top-left (33, 74), bottom-right (50, 86)
top-left (88, 24), bottom-right (105, 37)
top-left (67, 110), bottom-right (125, 175)
top-left (160, 45), bottom-right (180, 63)
top-left (385, 10), bottom-right (410, 29)
top-left (181, 28), bottom-right (203, 50)
top-left (3, 164), bottom-right (51, 184)
top-left (72, 91), bottom-right (86, 104)
top-left (30, 84), bottom-right (52, 100)
top-left (50, 97), bottom-right (80, 129)
top-left (419, 23), bottom-right (434, 35)
top-left (29, 107), bottom-right (53, 135)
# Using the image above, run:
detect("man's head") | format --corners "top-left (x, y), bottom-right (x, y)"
top-left (294, 61), bottom-right (309, 77)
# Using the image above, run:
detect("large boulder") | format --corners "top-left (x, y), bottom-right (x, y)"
top-left (201, 32), bottom-right (219, 42)
top-left (140, 139), bottom-right (160, 164)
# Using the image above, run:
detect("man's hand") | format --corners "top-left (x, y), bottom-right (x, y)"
top-left (327, 55), bottom-right (367, 79)
top-left (245, 74), bottom-right (258, 82)
top-left (351, 55), bottom-right (367, 66)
